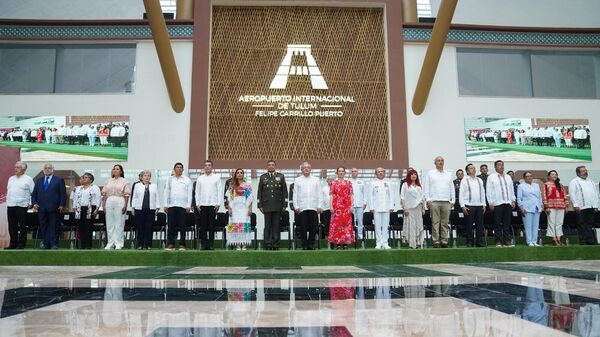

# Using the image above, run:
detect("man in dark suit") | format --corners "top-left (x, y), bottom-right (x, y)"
top-left (257, 160), bottom-right (287, 250)
top-left (31, 163), bottom-right (66, 249)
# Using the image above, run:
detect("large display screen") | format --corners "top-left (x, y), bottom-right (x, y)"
top-left (0, 115), bottom-right (129, 162)
top-left (465, 117), bottom-right (591, 162)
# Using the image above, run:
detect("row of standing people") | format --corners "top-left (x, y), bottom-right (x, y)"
top-left (5, 159), bottom-right (598, 250)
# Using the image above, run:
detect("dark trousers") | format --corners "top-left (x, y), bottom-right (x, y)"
top-left (263, 211), bottom-right (281, 249)
top-left (136, 209), bottom-right (155, 248)
top-left (493, 203), bottom-right (513, 244)
top-left (298, 210), bottom-right (318, 249)
top-left (199, 206), bottom-right (216, 249)
top-left (320, 210), bottom-right (331, 237)
top-left (7, 206), bottom-right (28, 248)
top-left (167, 207), bottom-right (186, 246)
top-left (77, 206), bottom-right (96, 249)
top-left (577, 209), bottom-right (597, 245)
top-left (38, 208), bottom-right (60, 248)
top-left (464, 205), bottom-right (484, 246)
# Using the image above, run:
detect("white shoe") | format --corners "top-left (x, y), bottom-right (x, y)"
top-left (114, 245), bottom-right (123, 250)
top-left (534, 243), bottom-right (542, 247)
top-left (375, 245), bottom-right (381, 250)
top-left (528, 242), bottom-right (535, 247)
top-left (104, 243), bottom-right (114, 250)
top-left (383, 245), bottom-right (391, 250)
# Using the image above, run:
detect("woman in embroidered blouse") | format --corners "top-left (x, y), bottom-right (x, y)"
top-left (226, 169), bottom-right (253, 250)
top-left (542, 170), bottom-right (569, 246)
top-left (72, 172), bottom-right (101, 249)
top-left (131, 170), bottom-right (160, 250)
top-left (102, 164), bottom-right (130, 250)
top-left (517, 172), bottom-right (543, 247)
top-left (400, 169), bottom-right (426, 249)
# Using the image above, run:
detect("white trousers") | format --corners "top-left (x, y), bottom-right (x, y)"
top-left (105, 196), bottom-right (125, 248)
top-left (354, 207), bottom-right (364, 239)
top-left (546, 208), bottom-right (565, 237)
top-left (374, 212), bottom-right (390, 248)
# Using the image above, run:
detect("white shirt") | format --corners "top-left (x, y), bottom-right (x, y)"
top-left (164, 175), bottom-right (192, 208)
top-left (486, 172), bottom-right (516, 206)
top-left (574, 129), bottom-right (587, 140)
top-left (321, 184), bottom-right (331, 210)
top-left (72, 185), bottom-right (102, 219)
top-left (194, 173), bottom-right (221, 207)
top-left (569, 177), bottom-right (599, 210)
top-left (424, 169), bottom-right (455, 203)
top-left (368, 178), bottom-right (394, 212)
top-left (6, 174), bottom-right (34, 207)
top-left (72, 185), bottom-right (102, 208)
top-left (131, 183), bottom-right (160, 210)
top-left (350, 178), bottom-right (366, 207)
top-left (459, 176), bottom-right (486, 207)
top-left (400, 183), bottom-right (424, 209)
top-left (293, 175), bottom-right (322, 212)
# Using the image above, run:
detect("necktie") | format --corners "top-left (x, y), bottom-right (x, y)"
top-left (44, 176), bottom-right (49, 190)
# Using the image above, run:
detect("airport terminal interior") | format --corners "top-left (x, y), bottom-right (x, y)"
top-left (0, 0), bottom-right (599, 336)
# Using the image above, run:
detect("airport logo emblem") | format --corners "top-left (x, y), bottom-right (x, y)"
top-left (269, 44), bottom-right (328, 90)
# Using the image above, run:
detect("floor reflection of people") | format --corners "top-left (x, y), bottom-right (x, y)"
top-left (224, 280), bottom-right (255, 337)
top-left (549, 277), bottom-right (575, 333)
top-left (402, 279), bottom-right (428, 337)
top-left (521, 282), bottom-right (548, 326)
top-left (373, 279), bottom-right (396, 337)
top-left (462, 306), bottom-right (492, 337)
top-left (573, 303), bottom-right (600, 337)
top-left (67, 304), bottom-right (99, 337)
top-left (102, 279), bottom-right (127, 336)
top-left (329, 279), bottom-right (356, 337)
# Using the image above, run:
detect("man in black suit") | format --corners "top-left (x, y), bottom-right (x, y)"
top-left (257, 160), bottom-right (288, 250)
top-left (31, 163), bottom-right (66, 249)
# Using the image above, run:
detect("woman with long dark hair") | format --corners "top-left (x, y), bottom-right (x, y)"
top-left (226, 168), bottom-right (253, 250)
top-left (400, 169), bottom-right (425, 248)
top-left (102, 164), bottom-right (130, 249)
top-left (542, 170), bottom-right (568, 245)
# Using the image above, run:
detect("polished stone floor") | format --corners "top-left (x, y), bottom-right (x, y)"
top-left (0, 261), bottom-right (599, 336)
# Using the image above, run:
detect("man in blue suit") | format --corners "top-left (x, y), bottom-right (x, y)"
top-left (31, 163), bottom-right (66, 249)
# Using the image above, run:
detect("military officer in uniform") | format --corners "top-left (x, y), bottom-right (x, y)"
top-left (258, 160), bottom-right (288, 250)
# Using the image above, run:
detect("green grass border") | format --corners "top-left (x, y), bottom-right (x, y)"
top-left (466, 141), bottom-right (592, 161)
top-left (1, 246), bottom-right (598, 267)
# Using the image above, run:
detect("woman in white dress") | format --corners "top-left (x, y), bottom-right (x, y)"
top-left (400, 168), bottom-right (426, 249)
top-left (226, 169), bottom-right (253, 250)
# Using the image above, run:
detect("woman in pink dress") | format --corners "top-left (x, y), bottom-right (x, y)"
top-left (328, 167), bottom-right (355, 249)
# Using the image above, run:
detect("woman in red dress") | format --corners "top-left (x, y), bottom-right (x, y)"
top-left (328, 166), bottom-right (355, 249)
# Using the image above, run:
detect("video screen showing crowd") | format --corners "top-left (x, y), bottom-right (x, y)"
top-left (2, 123), bottom-right (128, 147)
top-left (4, 157), bottom-right (599, 251)
top-left (472, 126), bottom-right (590, 149)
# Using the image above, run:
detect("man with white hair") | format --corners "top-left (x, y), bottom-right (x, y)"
top-left (31, 163), bottom-right (67, 249)
top-left (424, 156), bottom-right (454, 248)
top-left (6, 161), bottom-right (34, 249)
top-left (293, 162), bottom-right (322, 250)
top-left (368, 167), bottom-right (394, 249)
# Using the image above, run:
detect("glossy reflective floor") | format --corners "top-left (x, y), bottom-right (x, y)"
top-left (1, 261), bottom-right (599, 336)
